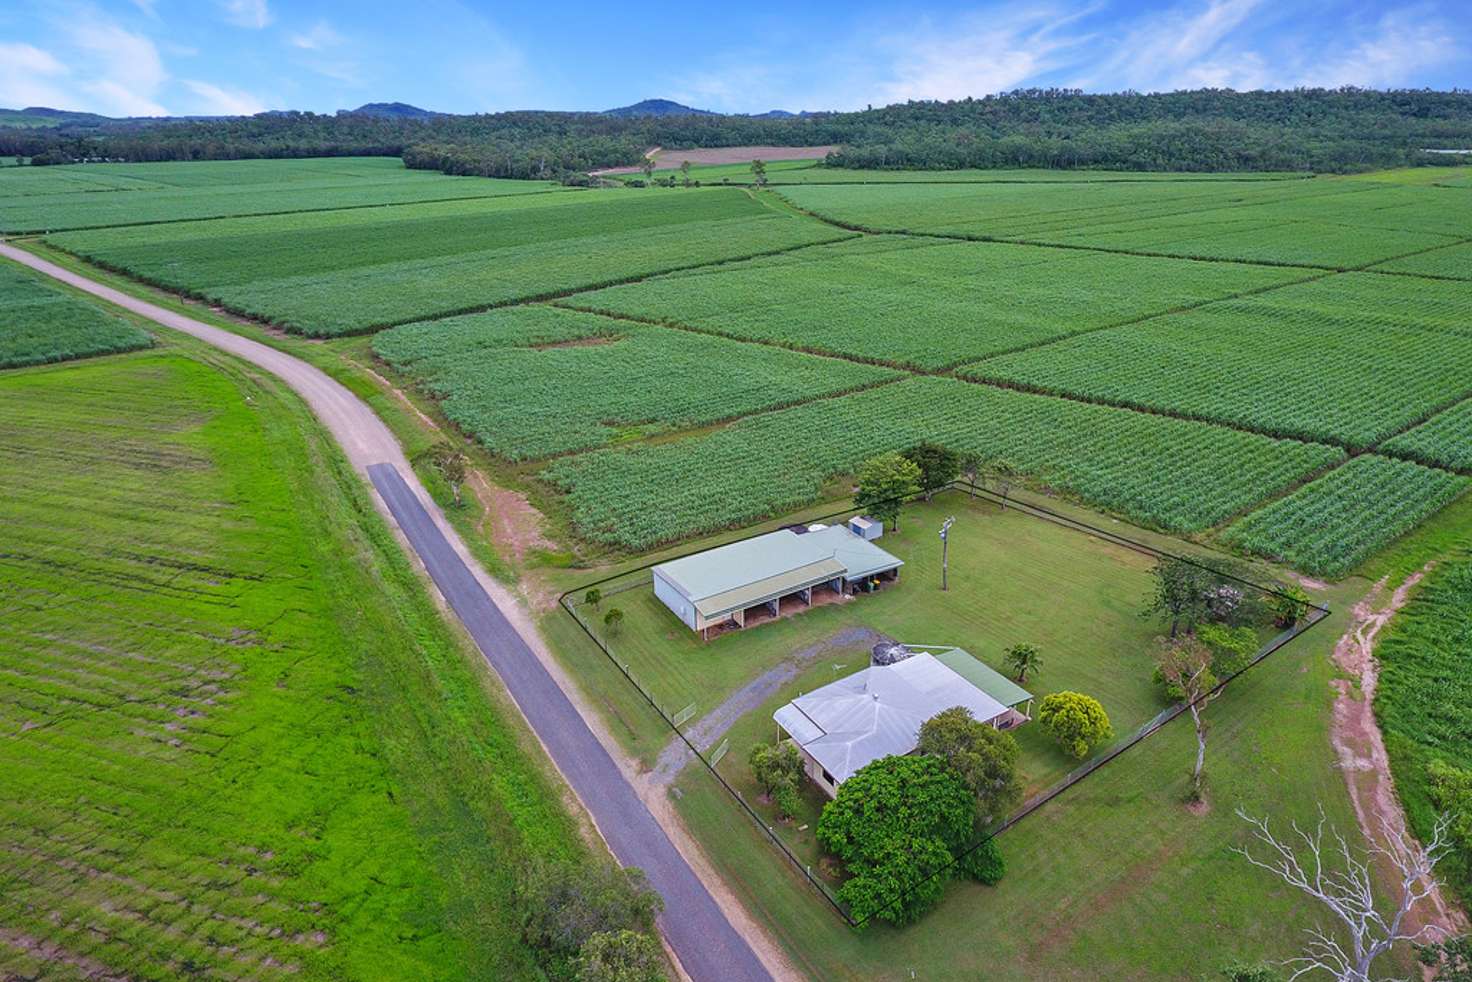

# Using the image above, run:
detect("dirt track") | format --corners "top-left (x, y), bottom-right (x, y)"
top-left (1330, 572), bottom-right (1467, 943)
top-left (0, 241), bottom-right (784, 982)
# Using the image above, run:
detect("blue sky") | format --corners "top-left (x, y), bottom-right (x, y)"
top-left (1, 0), bottom-right (1468, 117)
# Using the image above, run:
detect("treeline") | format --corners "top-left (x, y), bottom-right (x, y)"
top-left (2, 88), bottom-right (1470, 176)
top-left (824, 88), bottom-right (1472, 172)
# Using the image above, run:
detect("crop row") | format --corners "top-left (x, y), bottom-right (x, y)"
top-left (540, 375), bottom-right (1343, 551)
top-left (0, 259), bottom-right (151, 368)
top-left (563, 235), bottom-right (1304, 369)
top-left (1382, 397), bottom-right (1472, 473)
top-left (1, 156), bottom-right (555, 232)
top-left (965, 272), bottom-right (1472, 450)
top-left (1220, 455), bottom-right (1469, 578)
top-left (778, 180), bottom-right (1469, 268)
top-left (373, 305), bottom-right (900, 459)
top-left (51, 189), bottom-right (849, 335)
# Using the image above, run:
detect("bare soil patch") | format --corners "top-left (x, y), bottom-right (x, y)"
top-left (1330, 570), bottom-right (1467, 944)
top-left (593, 145), bottom-right (837, 175)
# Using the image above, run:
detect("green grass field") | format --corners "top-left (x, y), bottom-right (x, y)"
top-left (0, 156), bottom-right (560, 232)
top-left (575, 494), bottom-right (1196, 782)
top-left (0, 347), bottom-right (589, 978)
top-left (542, 376), bottom-right (1342, 550)
top-left (965, 272), bottom-right (1472, 449)
top-left (49, 188), bottom-right (851, 335)
top-left (0, 257), bottom-right (152, 368)
top-left (562, 235), bottom-right (1308, 369)
top-left (372, 304), bottom-right (898, 459)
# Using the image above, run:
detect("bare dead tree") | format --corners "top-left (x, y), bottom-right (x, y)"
top-left (1155, 635), bottom-right (1221, 798)
top-left (1235, 807), bottom-right (1453, 982)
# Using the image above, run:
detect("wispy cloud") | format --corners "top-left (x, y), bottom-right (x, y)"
top-left (0, 42), bottom-right (73, 110)
top-left (289, 20), bottom-right (343, 51)
top-left (874, 5), bottom-right (1098, 103)
top-left (220, 0), bottom-right (271, 30)
top-left (183, 79), bottom-right (265, 115)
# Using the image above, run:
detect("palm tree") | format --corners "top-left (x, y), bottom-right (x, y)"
top-left (1005, 643), bottom-right (1042, 683)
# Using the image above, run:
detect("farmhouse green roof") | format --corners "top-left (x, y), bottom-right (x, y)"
top-left (933, 647), bottom-right (1034, 708)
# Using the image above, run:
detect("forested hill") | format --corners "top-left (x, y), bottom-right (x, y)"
top-left (4, 88), bottom-right (1470, 177)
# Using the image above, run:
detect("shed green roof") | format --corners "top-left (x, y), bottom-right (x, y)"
top-left (695, 557), bottom-right (846, 619)
top-left (934, 647), bottom-right (1034, 708)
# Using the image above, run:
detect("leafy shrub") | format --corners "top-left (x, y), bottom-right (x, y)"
top-left (959, 837), bottom-right (1006, 886)
top-left (1269, 584), bottom-right (1312, 628)
top-left (749, 741), bottom-right (804, 819)
top-left (516, 857), bottom-right (663, 959)
top-left (1198, 623), bottom-right (1260, 677)
top-left (1037, 692), bottom-right (1114, 759)
top-left (573, 930), bottom-right (667, 982)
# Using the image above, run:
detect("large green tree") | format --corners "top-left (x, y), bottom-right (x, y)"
top-left (903, 441), bottom-right (960, 501)
top-left (854, 452), bottom-right (922, 533)
top-left (816, 755), bottom-right (975, 925)
top-left (917, 707), bottom-right (1022, 824)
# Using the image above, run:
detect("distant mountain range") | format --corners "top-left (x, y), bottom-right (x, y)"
top-left (337, 102), bottom-right (445, 120)
top-left (0, 99), bottom-right (811, 130)
top-left (600, 99), bottom-right (811, 119)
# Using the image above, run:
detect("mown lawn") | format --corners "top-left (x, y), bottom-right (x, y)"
top-left (571, 493), bottom-right (1172, 777)
top-left (668, 574), bottom-right (1410, 980)
top-left (0, 346), bottom-right (589, 978)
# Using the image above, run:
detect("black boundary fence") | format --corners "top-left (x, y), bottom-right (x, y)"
top-left (557, 480), bottom-right (1331, 928)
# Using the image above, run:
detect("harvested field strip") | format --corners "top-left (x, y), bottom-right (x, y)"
top-left (963, 272), bottom-right (1472, 450)
top-left (540, 376), bottom-right (1343, 550)
top-left (371, 304), bottom-right (901, 459)
top-left (1220, 456), bottom-right (1470, 578)
top-left (559, 235), bottom-right (1310, 370)
top-left (0, 257), bottom-right (151, 368)
top-left (0, 353), bottom-right (587, 978)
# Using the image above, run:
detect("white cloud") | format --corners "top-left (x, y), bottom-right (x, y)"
top-left (183, 79), bottom-right (265, 115)
top-left (289, 20), bottom-right (343, 51)
top-left (1077, 0), bottom-right (1267, 91)
top-left (68, 15), bottom-right (169, 115)
top-left (0, 42), bottom-right (73, 109)
top-left (130, 0), bottom-right (159, 18)
top-left (221, 0), bottom-right (271, 29)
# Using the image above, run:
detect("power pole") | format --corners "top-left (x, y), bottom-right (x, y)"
top-left (939, 516), bottom-right (955, 591)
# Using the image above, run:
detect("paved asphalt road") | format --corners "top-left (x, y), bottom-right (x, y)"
top-left (0, 241), bottom-right (774, 982)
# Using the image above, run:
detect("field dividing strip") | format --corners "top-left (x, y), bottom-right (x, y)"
top-left (1, 186), bottom-right (580, 235)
